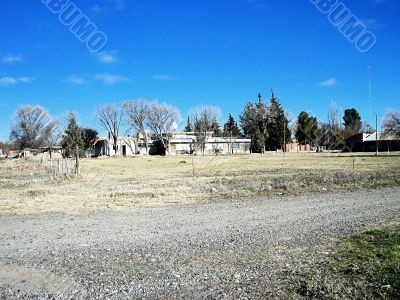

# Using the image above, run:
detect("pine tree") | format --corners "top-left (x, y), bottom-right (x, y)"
top-left (256, 96), bottom-right (268, 152)
top-left (266, 91), bottom-right (291, 151)
top-left (240, 101), bottom-right (265, 153)
top-left (211, 118), bottom-right (222, 137)
top-left (223, 114), bottom-right (241, 137)
top-left (240, 92), bottom-right (291, 153)
top-left (240, 102), bottom-right (258, 138)
top-left (64, 113), bottom-right (83, 157)
top-left (254, 128), bottom-right (265, 153)
top-left (184, 116), bottom-right (193, 132)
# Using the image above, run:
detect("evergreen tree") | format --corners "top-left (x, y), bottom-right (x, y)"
top-left (295, 111), bottom-right (319, 145)
top-left (240, 102), bottom-right (260, 152)
top-left (342, 108), bottom-right (362, 151)
top-left (254, 128), bottom-right (265, 153)
top-left (223, 114), bottom-right (241, 137)
top-left (343, 108), bottom-right (362, 135)
top-left (256, 97), bottom-right (268, 151)
top-left (265, 91), bottom-right (291, 151)
top-left (240, 102), bottom-right (258, 137)
top-left (240, 91), bottom-right (291, 152)
top-left (64, 113), bottom-right (83, 156)
top-left (239, 99), bottom-right (267, 153)
top-left (184, 116), bottom-right (193, 132)
top-left (210, 118), bottom-right (221, 137)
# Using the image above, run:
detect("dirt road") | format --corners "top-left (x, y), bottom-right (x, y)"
top-left (1, 187), bottom-right (399, 298)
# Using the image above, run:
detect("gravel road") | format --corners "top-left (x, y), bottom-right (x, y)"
top-left (1, 187), bottom-right (399, 299)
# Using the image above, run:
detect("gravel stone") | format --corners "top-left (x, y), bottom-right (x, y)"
top-left (0, 187), bottom-right (399, 299)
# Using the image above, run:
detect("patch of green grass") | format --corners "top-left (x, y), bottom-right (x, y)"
top-left (294, 224), bottom-right (400, 299)
top-left (336, 226), bottom-right (400, 298)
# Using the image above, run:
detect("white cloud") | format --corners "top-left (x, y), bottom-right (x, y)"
top-left (2, 54), bottom-right (23, 64)
top-left (153, 74), bottom-right (174, 81)
top-left (97, 51), bottom-right (119, 64)
top-left (94, 73), bottom-right (130, 85)
top-left (319, 78), bottom-right (338, 88)
top-left (0, 76), bottom-right (34, 86)
top-left (17, 77), bottom-right (34, 83)
top-left (67, 75), bottom-right (88, 85)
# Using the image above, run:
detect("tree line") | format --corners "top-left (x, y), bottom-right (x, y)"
top-left (4, 92), bottom-right (400, 155)
top-left (8, 106), bottom-right (99, 158)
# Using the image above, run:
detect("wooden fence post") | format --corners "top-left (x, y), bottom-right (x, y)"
top-left (75, 146), bottom-right (80, 175)
top-left (64, 157), bottom-right (69, 176)
top-left (57, 159), bottom-right (61, 176)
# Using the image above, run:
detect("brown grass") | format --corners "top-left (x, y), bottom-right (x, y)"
top-left (1, 153), bottom-right (399, 214)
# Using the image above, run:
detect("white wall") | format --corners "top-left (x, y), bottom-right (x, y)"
top-left (107, 139), bottom-right (137, 156)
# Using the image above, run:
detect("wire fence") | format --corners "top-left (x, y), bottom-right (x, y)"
top-left (15, 157), bottom-right (80, 180)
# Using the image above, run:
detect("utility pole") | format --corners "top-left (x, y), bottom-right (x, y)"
top-left (368, 66), bottom-right (372, 125)
top-left (258, 92), bottom-right (266, 154)
top-left (376, 113), bottom-right (379, 156)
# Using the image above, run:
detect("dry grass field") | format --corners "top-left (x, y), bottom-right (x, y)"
top-left (1, 153), bottom-right (400, 214)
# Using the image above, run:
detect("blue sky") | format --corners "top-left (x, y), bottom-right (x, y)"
top-left (0, 0), bottom-right (399, 140)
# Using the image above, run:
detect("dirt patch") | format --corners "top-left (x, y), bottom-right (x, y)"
top-left (0, 264), bottom-right (85, 297)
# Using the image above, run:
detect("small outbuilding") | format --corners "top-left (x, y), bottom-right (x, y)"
top-left (345, 132), bottom-right (400, 152)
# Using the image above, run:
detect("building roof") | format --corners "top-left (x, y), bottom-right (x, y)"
top-left (95, 133), bottom-right (252, 146)
top-left (363, 132), bottom-right (399, 142)
top-left (169, 136), bottom-right (251, 144)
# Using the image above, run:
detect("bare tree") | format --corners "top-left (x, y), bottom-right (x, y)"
top-left (383, 110), bottom-right (400, 137)
top-left (123, 99), bottom-right (149, 155)
top-left (94, 104), bottom-right (122, 156)
top-left (191, 106), bottom-right (221, 154)
top-left (362, 121), bottom-right (375, 134)
top-left (328, 102), bottom-right (340, 131)
top-left (43, 123), bottom-right (61, 158)
top-left (145, 101), bottom-right (179, 155)
top-left (10, 105), bottom-right (59, 150)
top-left (326, 102), bottom-right (344, 150)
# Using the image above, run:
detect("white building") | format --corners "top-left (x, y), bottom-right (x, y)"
top-left (92, 137), bottom-right (144, 157)
top-left (169, 132), bottom-right (251, 155)
top-left (92, 132), bottom-right (251, 156)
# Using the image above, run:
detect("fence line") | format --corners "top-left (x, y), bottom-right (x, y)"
top-left (16, 157), bottom-right (80, 179)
